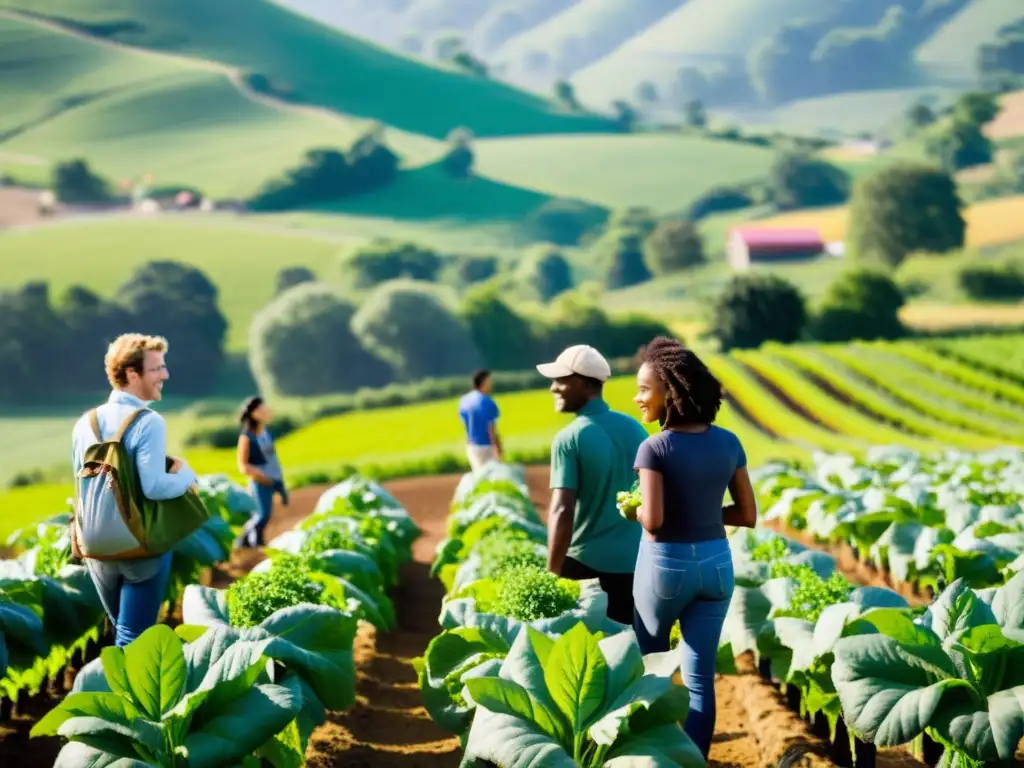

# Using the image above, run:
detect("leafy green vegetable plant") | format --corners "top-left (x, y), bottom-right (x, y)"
top-left (32, 624), bottom-right (303, 768)
top-left (227, 555), bottom-right (329, 629)
top-left (461, 623), bottom-right (706, 767)
top-left (616, 478), bottom-right (641, 522)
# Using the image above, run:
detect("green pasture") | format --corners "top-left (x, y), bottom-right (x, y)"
top-left (6, 333), bottom-right (1024, 540)
top-left (0, 0), bottom-right (612, 140)
top-left (0, 12), bottom-right (442, 198)
top-left (471, 133), bottom-right (774, 213)
top-left (0, 374), bottom-right (799, 539)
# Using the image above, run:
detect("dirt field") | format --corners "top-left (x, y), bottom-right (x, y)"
top-left (1, 467), bottom-right (926, 767)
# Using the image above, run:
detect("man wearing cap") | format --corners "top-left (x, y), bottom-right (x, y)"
top-left (536, 344), bottom-right (648, 626)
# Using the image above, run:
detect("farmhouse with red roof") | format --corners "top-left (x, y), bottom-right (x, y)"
top-left (726, 228), bottom-right (826, 270)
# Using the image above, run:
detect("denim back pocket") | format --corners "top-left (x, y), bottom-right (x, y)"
top-left (713, 559), bottom-right (735, 599)
top-left (652, 563), bottom-right (688, 600)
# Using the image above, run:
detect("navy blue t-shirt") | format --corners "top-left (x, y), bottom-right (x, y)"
top-left (633, 426), bottom-right (747, 542)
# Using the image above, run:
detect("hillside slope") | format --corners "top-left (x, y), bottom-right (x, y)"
top-left (0, 0), bottom-right (614, 139)
top-left (915, 0), bottom-right (1022, 84)
top-left (570, 0), bottom-right (839, 104)
top-left (0, 12), bottom-right (443, 197)
top-left (491, 0), bottom-right (679, 90)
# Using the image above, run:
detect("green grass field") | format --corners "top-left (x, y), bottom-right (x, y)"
top-left (471, 133), bottom-right (774, 212)
top-left (3, 333), bottom-right (1022, 540)
top-left (0, 0), bottom-right (612, 140)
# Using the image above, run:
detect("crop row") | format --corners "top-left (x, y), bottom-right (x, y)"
top-left (737, 447), bottom-right (1024, 766)
top-left (9, 474), bottom-right (417, 766)
top-left (0, 474), bottom-right (248, 715)
top-left (414, 463), bottom-right (710, 766)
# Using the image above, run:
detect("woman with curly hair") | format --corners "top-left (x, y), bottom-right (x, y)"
top-left (629, 336), bottom-right (757, 757)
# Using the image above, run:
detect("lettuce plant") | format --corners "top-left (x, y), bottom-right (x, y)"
top-left (461, 623), bottom-right (706, 767)
top-left (32, 624), bottom-right (302, 768)
top-left (227, 555), bottom-right (330, 629)
top-left (832, 574), bottom-right (1024, 766)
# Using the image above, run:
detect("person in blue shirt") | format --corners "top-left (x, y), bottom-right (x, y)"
top-left (70, 333), bottom-right (197, 647)
top-left (458, 369), bottom-right (502, 472)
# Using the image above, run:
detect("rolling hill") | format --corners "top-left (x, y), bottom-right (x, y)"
top-left (0, 0), bottom-right (614, 139)
top-left (0, 13), bottom-right (446, 198)
top-left (470, 133), bottom-right (775, 212)
top-left (915, 0), bottom-right (1022, 84)
top-left (490, 0), bottom-right (679, 91)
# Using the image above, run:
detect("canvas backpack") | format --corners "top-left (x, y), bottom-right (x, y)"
top-left (74, 407), bottom-right (210, 560)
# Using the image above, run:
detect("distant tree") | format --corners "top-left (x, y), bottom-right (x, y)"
top-left (686, 186), bottom-right (755, 220)
top-left (117, 261), bottom-right (229, 395)
top-left (604, 232), bottom-right (651, 289)
top-left (453, 254), bottom-right (498, 286)
top-left (452, 50), bottom-right (488, 77)
top-left (811, 268), bottom-right (905, 342)
top-left (340, 239), bottom-right (442, 288)
top-left (711, 274), bottom-right (807, 350)
top-left (351, 280), bottom-right (482, 381)
top-left (441, 127), bottom-right (474, 178)
top-left (925, 91), bottom-right (1001, 170)
top-left (644, 221), bottom-right (705, 274)
top-left (611, 100), bottom-right (637, 132)
top-left (848, 163), bottom-right (966, 268)
top-left (635, 81), bottom-right (659, 104)
top-left (554, 80), bottom-right (579, 111)
top-left (247, 148), bottom-right (351, 211)
top-left (58, 285), bottom-right (135, 391)
top-left (516, 246), bottom-right (574, 301)
top-left (905, 102), bottom-right (936, 130)
top-left (52, 159), bottom-right (111, 204)
top-left (275, 266), bottom-right (316, 294)
top-left (682, 99), bottom-right (707, 128)
top-left (460, 285), bottom-right (537, 371)
top-left (767, 152), bottom-right (850, 210)
top-left (249, 283), bottom-right (391, 396)
top-left (958, 262), bottom-right (1024, 301)
top-left (608, 207), bottom-right (658, 239)
top-left (524, 198), bottom-right (607, 246)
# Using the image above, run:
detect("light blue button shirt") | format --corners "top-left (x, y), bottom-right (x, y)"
top-left (71, 390), bottom-right (197, 499)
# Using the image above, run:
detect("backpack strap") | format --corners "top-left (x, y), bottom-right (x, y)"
top-left (88, 409), bottom-right (102, 442)
top-left (113, 407), bottom-right (150, 443)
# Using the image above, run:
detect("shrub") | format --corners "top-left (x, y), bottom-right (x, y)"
top-left (460, 285), bottom-right (537, 371)
top-left (811, 268), bottom-right (906, 342)
top-left (276, 266), bottom-right (316, 294)
top-left (351, 280), bottom-right (483, 381)
top-left (52, 159), bottom-right (111, 204)
top-left (516, 245), bottom-right (574, 301)
top-left (767, 152), bottom-right (850, 211)
top-left (523, 198), bottom-right (607, 246)
top-left (644, 220), bottom-right (705, 274)
top-left (711, 274), bottom-right (807, 349)
top-left (959, 262), bottom-right (1024, 300)
top-left (249, 282), bottom-right (392, 396)
top-left (604, 232), bottom-right (651, 289)
top-left (340, 239), bottom-right (442, 288)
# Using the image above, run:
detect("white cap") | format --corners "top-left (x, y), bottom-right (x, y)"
top-left (536, 345), bottom-right (611, 382)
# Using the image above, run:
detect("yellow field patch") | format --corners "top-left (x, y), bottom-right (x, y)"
top-left (899, 303), bottom-right (1024, 331)
top-left (987, 90), bottom-right (1024, 141)
top-left (746, 195), bottom-right (1024, 249)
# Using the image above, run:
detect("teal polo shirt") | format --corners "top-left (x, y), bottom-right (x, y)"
top-left (549, 398), bottom-right (649, 574)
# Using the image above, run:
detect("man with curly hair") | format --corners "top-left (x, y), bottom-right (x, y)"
top-left (70, 333), bottom-right (198, 646)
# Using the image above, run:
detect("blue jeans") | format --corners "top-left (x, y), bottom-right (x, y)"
top-left (86, 552), bottom-right (172, 647)
top-left (238, 479), bottom-right (287, 547)
top-left (633, 537), bottom-right (734, 758)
